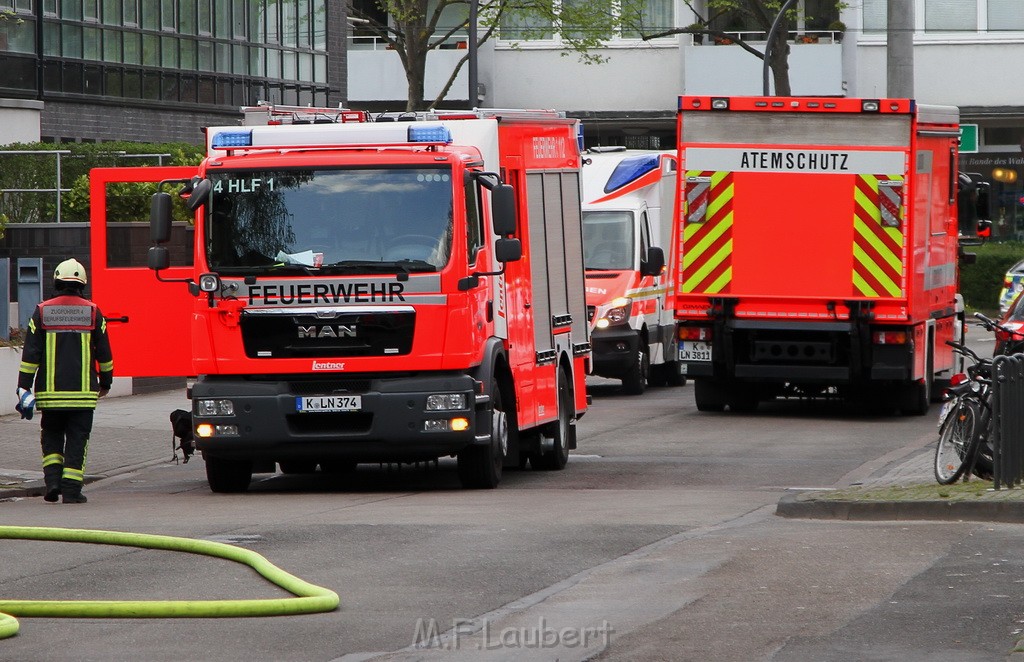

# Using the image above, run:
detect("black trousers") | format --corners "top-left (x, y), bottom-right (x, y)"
top-left (39, 409), bottom-right (93, 483)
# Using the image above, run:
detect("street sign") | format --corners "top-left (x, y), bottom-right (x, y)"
top-left (959, 124), bottom-right (978, 153)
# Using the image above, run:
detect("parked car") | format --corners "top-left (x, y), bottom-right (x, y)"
top-left (995, 289), bottom-right (1024, 355)
top-left (998, 258), bottom-right (1024, 315)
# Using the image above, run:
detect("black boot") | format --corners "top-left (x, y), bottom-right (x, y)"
top-left (60, 478), bottom-right (87, 504)
top-left (43, 465), bottom-right (62, 503)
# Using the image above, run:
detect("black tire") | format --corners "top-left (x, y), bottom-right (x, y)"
top-left (533, 369), bottom-right (573, 471)
top-left (457, 377), bottom-right (506, 488)
top-left (278, 461), bottom-right (317, 474)
top-left (622, 344), bottom-right (649, 396)
top-left (650, 361), bottom-right (687, 387)
top-left (934, 398), bottom-right (981, 484)
top-left (694, 378), bottom-right (726, 412)
top-left (205, 455), bottom-right (253, 493)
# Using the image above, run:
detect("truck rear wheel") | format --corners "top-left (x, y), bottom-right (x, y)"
top-left (205, 455), bottom-right (253, 493)
top-left (457, 378), bottom-right (506, 489)
top-left (533, 368), bottom-right (573, 470)
top-left (694, 378), bottom-right (727, 412)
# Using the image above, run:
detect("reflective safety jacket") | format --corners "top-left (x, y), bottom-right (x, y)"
top-left (18, 294), bottom-right (114, 410)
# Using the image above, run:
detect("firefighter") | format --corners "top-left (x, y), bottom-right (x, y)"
top-left (17, 258), bottom-right (114, 504)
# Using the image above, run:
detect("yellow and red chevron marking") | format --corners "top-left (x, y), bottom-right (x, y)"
top-left (681, 170), bottom-right (733, 294)
top-left (853, 173), bottom-right (904, 297)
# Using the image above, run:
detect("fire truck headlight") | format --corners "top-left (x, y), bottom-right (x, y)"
top-left (196, 399), bottom-right (235, 416)
top-left (426, 393), bottom-right (468, 411)
top-left (198, 273), bottom-right (220, 292)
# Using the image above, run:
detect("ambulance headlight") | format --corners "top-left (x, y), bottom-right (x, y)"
top-left (198, 273), bottom-right (220, 292)
top-left (426, 393), bottom-right (467, 411)
top-left (196, 399), bottom-right (234, 416)
top-left (598, 297), bottom-right (632, 327)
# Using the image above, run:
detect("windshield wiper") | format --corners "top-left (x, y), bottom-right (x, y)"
top-left (320, 259), bottom-right (436, 274)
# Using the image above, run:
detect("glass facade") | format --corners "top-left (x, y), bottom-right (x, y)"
top-left (0, 0), bottom-right (330, 108)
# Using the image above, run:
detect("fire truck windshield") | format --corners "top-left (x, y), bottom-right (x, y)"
top-left (205, 166), bottom-right (454, 274)
top-left (582, 210), bottom-right (635, 270)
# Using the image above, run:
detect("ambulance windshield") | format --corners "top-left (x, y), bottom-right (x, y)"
top-left (205, 166), bottom-right (454, 274)
top-left (582, 210), bottom-right (634, 270)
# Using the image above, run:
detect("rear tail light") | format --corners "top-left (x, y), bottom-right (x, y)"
top-left (872, 331), bottom-right (907, 344)
top-left (949, 373), bottom-right (968, 386)
top-left (679, 326), bottom-right (712, 341)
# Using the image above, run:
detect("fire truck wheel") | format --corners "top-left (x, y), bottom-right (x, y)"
top-left (457, 379), bottom-right (506, 489)
top-left (533, 368), bottom-right (572, 470)
top-left (622, 346), bottom-right (649, 396)
top-left (278, 461), bottom-right (317, 474)
top-left (205, 456), bottom-right (253, 493)
top-left (694, 378), bottom-right (727, 412)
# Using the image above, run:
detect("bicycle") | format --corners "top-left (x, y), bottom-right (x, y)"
top-left (934, 312), bottom-right (1024, 484)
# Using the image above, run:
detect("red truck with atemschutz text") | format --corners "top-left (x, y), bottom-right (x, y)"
top-left (89, 104), bottom-right (590, 491)
top-left (674, 96), bottom-right (983, 414)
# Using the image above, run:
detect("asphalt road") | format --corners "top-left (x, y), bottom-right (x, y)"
top-left (1, 350), bottom-right (1021, 661)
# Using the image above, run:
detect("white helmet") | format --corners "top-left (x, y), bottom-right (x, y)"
top-left (54, 258), bottom-right (87, 285)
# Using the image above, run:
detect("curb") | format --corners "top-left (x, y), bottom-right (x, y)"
top-left (776, 492), bottom-right (1024, 523)
top-left (0, 456), bottom-right (173, 501)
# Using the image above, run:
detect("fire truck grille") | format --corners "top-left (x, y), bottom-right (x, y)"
top-left (289, 380), bottom-right (372, 395)
top-left (240, 310), bottom-right (415, 359)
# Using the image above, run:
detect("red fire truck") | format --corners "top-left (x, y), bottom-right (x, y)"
top-left (674, 96), bottom-right (976, 414)
top-left (88, 105), bottom-right (590, 491)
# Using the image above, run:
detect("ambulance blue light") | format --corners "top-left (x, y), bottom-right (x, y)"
top-left (211, 131), bottom-right (253, 148)
top-left (408, 125), bottom-right (452, 143)
top-left (604, 154), bottom-right (659, 193)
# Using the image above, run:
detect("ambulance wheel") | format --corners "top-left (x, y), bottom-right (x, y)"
top-left (205, 455), bottom-right (253, 493)
top-left (622, 346), bottom-right (649, 395)
top-left (457, 378), bottom-right (506, 489)
top-left (533, 368), bottom-right (573, 471)
top-left (694, 378), bottom-right (726, 412)
top-left (278, 461), bottom-right (317, 474)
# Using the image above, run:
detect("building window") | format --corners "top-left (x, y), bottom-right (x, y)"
top-left (989, 0), bottom-right (1024, 31)
top-left (864, 0), bottom-right (1024, 34)
top-left (498, 0), bottom-right (674, 43)
top-left (925, 0), bottom-right (976, 32)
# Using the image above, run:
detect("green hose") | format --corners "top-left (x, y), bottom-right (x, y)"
top-left (0, 525), bottom-right (340, 640)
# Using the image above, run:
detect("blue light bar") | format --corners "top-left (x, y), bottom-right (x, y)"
top-left (604, 154), bottom-right (659, 193)
top-left (211, 130), bottom-right (254, 149)
top-left (408, 124), bottom-right (452, 143)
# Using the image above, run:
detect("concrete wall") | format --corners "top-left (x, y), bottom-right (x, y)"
top-left (488, 45), bottom-right (683, 112)
top-left (348, 47), bottom-right (470, 103)
top-left (683, 42), bottom-right (844, 96)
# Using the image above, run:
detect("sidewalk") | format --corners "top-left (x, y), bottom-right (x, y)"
top-left (0, 388), bottom-right (191, 500)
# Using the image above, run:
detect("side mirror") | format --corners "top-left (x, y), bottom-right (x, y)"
top-left (186, 178), bottom-right (213, 212)
top-left (641, 246), bottom-right (665, 277)
top-left (150, 192), bottom-right (173, 243)
top-left (148, 245), bottom-right (170, 271)
top-left (495, 237), bottom-right (522, 263)
top-left (491, 185), bottom-right (517, 236)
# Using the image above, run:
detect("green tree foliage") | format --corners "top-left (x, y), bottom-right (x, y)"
top-left (0, 142), bottom-right (204, 227)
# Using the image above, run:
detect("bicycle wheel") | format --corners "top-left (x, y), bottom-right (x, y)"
top-left (934, 397), bottom-right (981, 484)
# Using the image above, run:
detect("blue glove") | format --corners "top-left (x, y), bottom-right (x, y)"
top-left (16, 388), bottom-right (34, 420)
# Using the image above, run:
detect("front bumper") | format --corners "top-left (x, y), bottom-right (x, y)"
top-left (589, 326), bottom-right (640, 379)
top-left (192, 374), bottom-right (479, 463)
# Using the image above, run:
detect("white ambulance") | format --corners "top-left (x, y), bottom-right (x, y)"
top-left (582, 147), bottom-right (684, 394)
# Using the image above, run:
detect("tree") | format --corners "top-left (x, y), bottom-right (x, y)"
top-left (645, 0), bottom-right (845, 97)
top-left (347, 0), bottom-right (650, 111)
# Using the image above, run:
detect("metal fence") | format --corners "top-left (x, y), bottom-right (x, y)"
top-left (991, 353), bottom-right (1024, 488)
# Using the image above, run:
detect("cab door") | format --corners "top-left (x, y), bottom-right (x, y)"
top-left (89, 167), bottom-right (197, 377)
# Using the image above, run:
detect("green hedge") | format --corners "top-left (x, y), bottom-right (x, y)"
top-left (959, 241), bottom-right (1024, 313)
